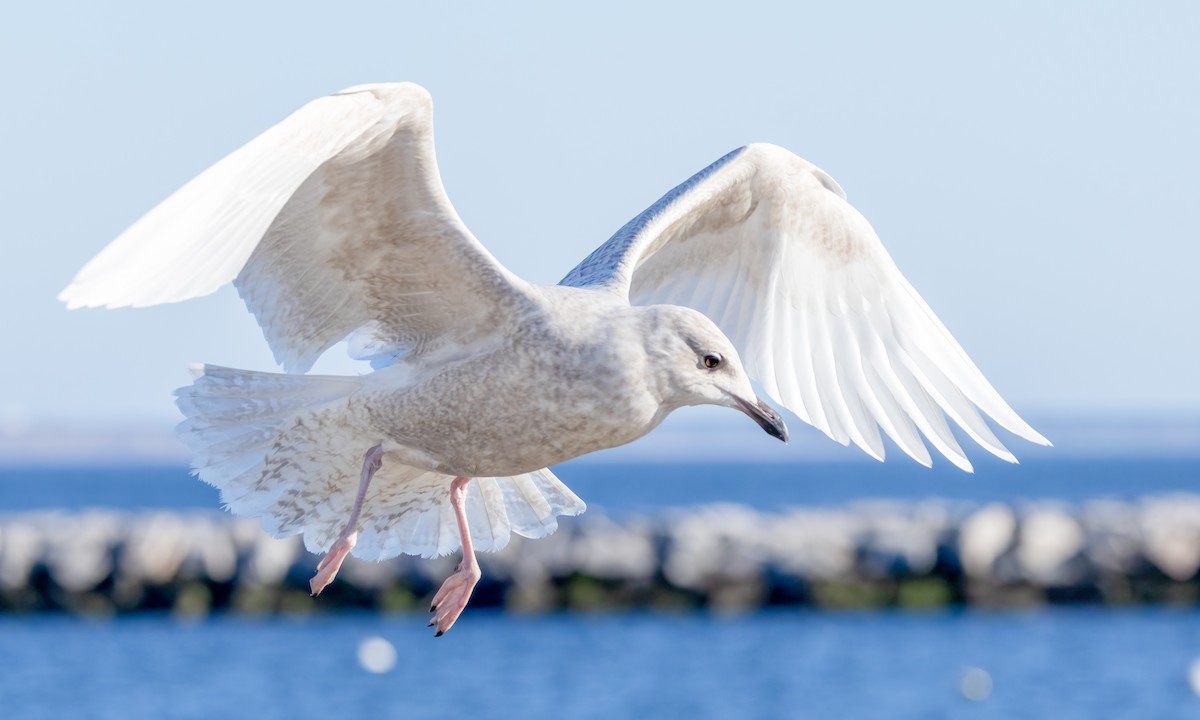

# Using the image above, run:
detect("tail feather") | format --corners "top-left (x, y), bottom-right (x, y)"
top-left (186, 426), bottom-right (278, 467)
top-left (176, 363), bottom-right (586, 561)
top-left (177, 365), bottom-right (361, 427)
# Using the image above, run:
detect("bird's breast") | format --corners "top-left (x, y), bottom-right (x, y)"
top-left (361, 323), bottom-right (662, 477)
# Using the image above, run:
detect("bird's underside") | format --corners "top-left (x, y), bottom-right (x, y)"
top-left (60, 82), bottom-right (1048, 635)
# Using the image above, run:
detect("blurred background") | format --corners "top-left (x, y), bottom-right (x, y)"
top-left (2, 2), bottom-right (1199, 718)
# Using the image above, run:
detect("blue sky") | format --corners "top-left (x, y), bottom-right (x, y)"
top-left (2, 2), bottom-right (1198, 444)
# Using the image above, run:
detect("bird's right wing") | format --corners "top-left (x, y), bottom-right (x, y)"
top-left (562, 144), bottom-right (1048, 470)
top-left (60, 83), bottom-right (537, 372)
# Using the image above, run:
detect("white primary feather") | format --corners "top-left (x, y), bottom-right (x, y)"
top-left (563, 143), bottom-right (1050, 469)
top-left (60, 82), bottom-right (536, 373)
top-left (176, 364), bottom-right (585, 559)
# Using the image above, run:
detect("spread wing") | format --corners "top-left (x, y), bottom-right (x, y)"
top-left (60, 83), bottom-right (535, 372)
top-left (562, 144), bottom-right (1049, 470)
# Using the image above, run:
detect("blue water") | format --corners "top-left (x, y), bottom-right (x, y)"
top-left (2, 456), bottom-right (1198, 512)
top-left (2, 609), bottom-right (1198, 719)
top-left (3, 457), bottom-right (1199, 718)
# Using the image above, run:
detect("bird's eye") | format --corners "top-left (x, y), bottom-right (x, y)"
top-left (703, 353), bottom-right (722, 369)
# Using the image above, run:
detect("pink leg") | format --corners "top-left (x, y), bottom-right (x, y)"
top-left (309, 444), bottom-right (383, 595)
top-left (428, 476), bottom-right (480, 637)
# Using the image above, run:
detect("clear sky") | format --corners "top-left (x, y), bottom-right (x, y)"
top-left (2, 2), bottom-right (1198, 441)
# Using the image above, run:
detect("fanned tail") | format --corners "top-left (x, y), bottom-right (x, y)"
top-left (175, 364), bottom-right (585, 560)
top-left (363, 468), bottom-right (586, 560)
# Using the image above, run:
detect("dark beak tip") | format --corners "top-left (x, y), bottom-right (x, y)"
top-left (768, 417), bottom-right (789, 444)
top-left (737, 396), bottom-right (789, 444)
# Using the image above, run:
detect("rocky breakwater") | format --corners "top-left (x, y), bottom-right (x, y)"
top-left (2, 496), bottom-right (1199, 615)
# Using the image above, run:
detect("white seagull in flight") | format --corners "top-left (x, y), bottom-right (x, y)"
top-left (60, 83), bottom-right (1048, 634)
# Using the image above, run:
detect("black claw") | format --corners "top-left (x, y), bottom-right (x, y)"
top-left (427, 619), bottom-right (435, 627)
top-left (434, 630), bottom-right (444, 638)
top-left (429, 603), bottom-right (437, 612)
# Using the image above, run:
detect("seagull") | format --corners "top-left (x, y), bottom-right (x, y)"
top-left (60, 82), bottom-right (1048, 634)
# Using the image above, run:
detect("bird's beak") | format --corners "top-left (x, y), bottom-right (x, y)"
top-left (733, 396), bottom-right (789, 443)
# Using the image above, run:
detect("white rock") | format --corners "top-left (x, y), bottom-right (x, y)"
top-left (1017, 506), bottom-right (1087, 586)
top-left (959, 504), bottom-right (1017, 579)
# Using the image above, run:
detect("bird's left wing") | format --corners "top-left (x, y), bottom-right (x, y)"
top-left (561, 144), bottom-right (1048, 470)
top-left (60, 83), bottom-right (537, 373)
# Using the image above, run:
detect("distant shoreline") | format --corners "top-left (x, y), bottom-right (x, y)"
top-left (3, 496), bottom-right (1199, 615)
top-left (2, 415), bottom-right (1199, 467)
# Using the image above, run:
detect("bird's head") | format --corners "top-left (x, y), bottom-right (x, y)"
top-left (642, 305), bottom-right (788, 443)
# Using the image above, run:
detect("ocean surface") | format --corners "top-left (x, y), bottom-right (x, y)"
top-left (3, 456), bottom-right (1199, 718)
top-left (3, 456), bottom-right (1199, 513)
top-left (2, 609), bottom-right (1199, 719)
